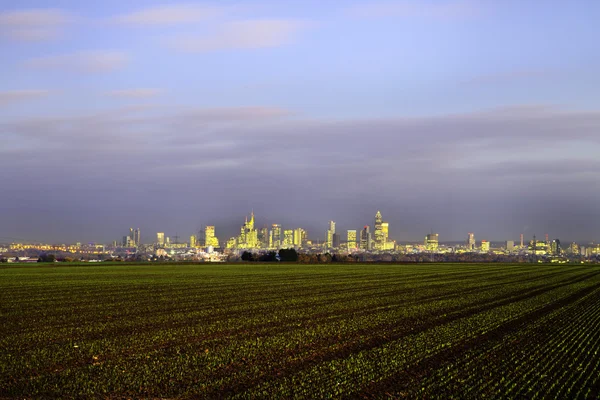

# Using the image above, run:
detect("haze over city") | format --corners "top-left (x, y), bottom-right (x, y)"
top-left (1, 0), bottom-right (599, 244)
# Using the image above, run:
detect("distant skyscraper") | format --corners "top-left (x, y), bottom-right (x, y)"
top-left (326, 220), bottom-right (336, 248)
top-left (332, 233), bottom-right (340, 249)
top-left (189, 235), bottom-right (196, 248)
top-left (506, 240), bottom-right (515, 251)
top-left (425, 233), bottom-right (439, 251)
top-left (283, 230), bottom-right (294, 248)
top-left (270, 224), bottom-right (281, 248)
top-left (347, 230), bottom-right (357, 250)
top-left (293, 228), bottom-right (305, 248)
top-left (551, 239), bottom-right (561, 255)
top-left (374, 211), bottom-right (384, 250)
top-left (468, 233), bottom-right (475, 250)
top-left (156, 232), bottom-right (165, 246)
top-left (234, 212), bottom-right (259, 249)
top-left (258, 227), bottom-right (269, 248)
top-left (360, 226), bottom-right (372, 250)
top-left (481, 240), bottom-right (490, 252)
top-left (205, 226), bottom-right (219, 248)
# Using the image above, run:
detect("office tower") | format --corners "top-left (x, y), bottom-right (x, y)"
top-left (157, 232), bottom-right (165, 246)
top-left (468, 233), bottom-right (475, 250)
top-left (258, 227), bottom-right (269, 248)
top-left (506, 240), bottom-right (515, 251)
top-left (425, 233), bottom-right (439, 251)
top-left (326, 220), bottom-right (336, 248)
top-left (190, 235), bottom-right (196, 248)
top-left (166, 237), bottom-right (170, 246)
top-left (271, 224), bottom-right (281, 248)
top-left (122, 236), bottom-right (128, 247)
top-left (294, 228), bottom-right (305, 248)
top-left (569, 242), bottom-right (579, 255)
top-left (381, 222), bottom-right (389, 243)
top-left (374, 211), bottom-right (384, 250)
top-left (347, 230), bottom-right (357, 250)
top-left (360, 226), bottom-right (372, 250)
top-left (551, 239), bottom-right (561, 255)
top-left (332, 233), bottom-right (340, 249)
top-left (283, 230), bottom-right (294, 248)
top-left (236, 212), bottom-right (259, 249)
top-left (205, 226), bottom-right (220, 248)
top-left (481, 240), bottom-right (490, 252)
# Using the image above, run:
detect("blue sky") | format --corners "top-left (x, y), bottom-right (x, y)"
top-left (1, 1), bottom-right (600, 243)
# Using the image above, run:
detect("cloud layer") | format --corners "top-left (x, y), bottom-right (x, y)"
top-left (2, 104), bottom-right (599, 243)
top-left (25, 51), bottom-right (129, 73)
top-left (0, 8), bottom-right (73, 41)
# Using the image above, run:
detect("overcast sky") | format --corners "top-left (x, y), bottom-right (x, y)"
top-left (1, 0), bottom-right (599, 244)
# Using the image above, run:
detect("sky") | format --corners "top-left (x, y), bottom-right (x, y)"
top-left (1, 0), bottom-right (600, 244)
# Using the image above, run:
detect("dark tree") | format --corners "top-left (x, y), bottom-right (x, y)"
top-left (278, 248), bottom-right (298, 262)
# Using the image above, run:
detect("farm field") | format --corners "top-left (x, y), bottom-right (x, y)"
top-left (1, 263), bottom-right (600, 398)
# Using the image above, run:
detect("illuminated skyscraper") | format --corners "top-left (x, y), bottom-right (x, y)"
top-left (294, 228), bottom-right (305, 248)
top-left (236, 212), bottom-right (259, 249)
top-left (156, 232), bottom-right (165, 246)
top-left (270, 224), bottom-right (281, 248)
top-left (425, 233), bottom-right (439, 251)
top-left (381, 222), bottom-right (389, 243)
top-left (205, 226), bottom-right (219, 248)
top-left (258, 227), bottom-right (269, 248)
top-left (326, 220), bottom-right (336, 248)
top-left (481, 240), bottom-right (490, 252)
top-left (347, 230), bottom-right (357, 250)
top-left (374, 211), bottom-right (384, 250)
top-left (190, 235), bottom-right (196, 248)
top-left (468, 233), bottom-right (475, 250)
top-left (283, 230), bottom-right (294, 248)
top-left (551, 239), bottom-right (561, 255)
top-left (360, 226), bottom-right (372, 250)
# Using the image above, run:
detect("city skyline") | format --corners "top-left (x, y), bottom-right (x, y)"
top-left (2, 1), bottom-right (600, 244)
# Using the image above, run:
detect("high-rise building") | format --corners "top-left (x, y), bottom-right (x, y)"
top-left (347, 230), bottom-right (357, 250)
top-left (190, 235), bottom-right (196, 248)
top-left (332, 233), bottom-right (340, 249)
top-left (468, 233), bottom-right (475, 250)
top-left (270, 224), bottom-right (281, 248)
top-left (374, 211), bottom-right (384, 250)
top-left (506, 240), bottom-right (515, 251)
top-left (283, 230), bottom-right (294, 248)
top-left (326, 220), bottom-right (336, 248)
top-left (205, 226), bottom-right (219, 248)
top-left (156, 232), bottom-right (165, 246)
top-left (569, 242), bottom-right (579, 255)
top-left (258, 227), bottom-right (269, 248)
top-left (294, 228), bottom-right (305, 248)
top-left (551, 239), bottom-right (561, 255)
top-left (481, 240), bottom-right (490, 252)
top-left (134, 228), bottom-right (141, 247)
top-left (520, 233), bottom-right (524, 248)
top-left (381, 222), bottom-right (389, 243)
top-left (425, 233), bottom-right (439, 251)
top-left (235, 212), bottom-right (259, 249)
top-left (360, 226), bottom-right (372, 250)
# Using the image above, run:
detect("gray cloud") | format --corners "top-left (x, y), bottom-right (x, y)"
top-left (111, 4), bottom-right (227, 25)
top-left (0, 90), bottom-right (50, 105)
top-left (25, 51), bottom-right (129, 73)
top-left (0, 8), bottom-right (73, 41)
top-left (106, 88), bottom-right (163, 98)
top-left (346, 0), bottom-right (479, 19)
top-left (2, 104), bottom-right (599, 243)
top-left (165, 20), bottom-right (304, 52)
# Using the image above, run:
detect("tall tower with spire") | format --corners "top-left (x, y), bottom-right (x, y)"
top-left (374, 211), bottom-right (384, 250)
